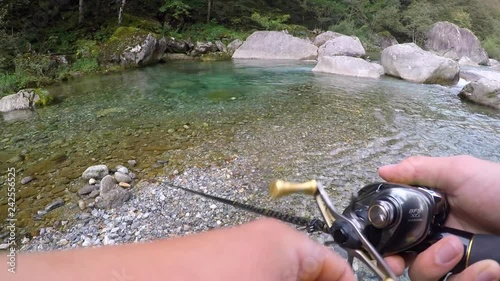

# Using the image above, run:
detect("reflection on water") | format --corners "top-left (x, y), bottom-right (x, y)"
top-left (1, 60), bottom-right (499, 236)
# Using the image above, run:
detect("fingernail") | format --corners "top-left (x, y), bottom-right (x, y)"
top-left (436, 240), bottom-right (461, 264)
top-left (477, 270), bottom-right (496, 281)
top-left (379, 164), bottom-right (397, 170)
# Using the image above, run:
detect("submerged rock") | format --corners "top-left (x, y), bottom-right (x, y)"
top-left (232, 31), bottom-right (318, 60)
top-left (45, 198), bottom-right (65, 212)
top-left (381, 43), bottom-right (460, 85)
top-left (82, 165), bottom-right (109, 180)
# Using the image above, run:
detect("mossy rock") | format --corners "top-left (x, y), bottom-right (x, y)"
top-left (33, 88), bottom-right (54, 107)
top-left (100, 27), bottom-right (155, 64)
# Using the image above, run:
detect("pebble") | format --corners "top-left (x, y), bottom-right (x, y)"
top-left (210, 204), bottom-right (217, 209)
top-left (114, 172), bottom-right (132, 183)
top-left (56, 239), bottom-right (68, 246)
top-left (0, 244), bottom-right (9, 250)
top-left (89, 178), bottom-right (97, 185)
top-left (119, 182), bottom-right (131, 188)
top-left (117, 166), bottom-right (129, 174)
top-left (78, 200), bottom-right (86, 210)
top-left (128, 160), bottom-right (137, 167)
top-left (45, 198), bottom-right (64, 212)
top-left (21, 176), bottom-right (33, 184)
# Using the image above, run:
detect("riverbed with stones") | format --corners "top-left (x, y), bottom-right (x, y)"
top-left (1, 60), bottom-right (500, 279)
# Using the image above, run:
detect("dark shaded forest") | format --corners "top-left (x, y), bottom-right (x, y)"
top-left (1, 0), bottom-right (500, 94)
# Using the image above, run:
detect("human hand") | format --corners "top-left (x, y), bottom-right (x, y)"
top-left (5, 218), bottom-right (355, 281)
top-left (223, 218), bottom-right (356, 281)
top-left (378, 155), bottom-right (500, 281)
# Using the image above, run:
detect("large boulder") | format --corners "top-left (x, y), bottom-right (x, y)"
top-left (376, 32), bottom-right (399, 50)
top-left (425, 21), bottom-right (489, 65)
top-left (460, 67), bottom-right (500, 83)
top-left (100, 27), bottom-right (166, 67)
top-left (381, 43), bottom-right (460, 85)
top-left (0, 89), bottom-right (40, 112)
top-left (232, 31), bottom-right (318, 60)
top-left (458, 78), bottom-right (500, 109)
top-left (318, 36), bottom-right (366, 59)
top-left (312, 56), bottom-right (384, 79)
top-left (313, 31), bottom-right (343, 47)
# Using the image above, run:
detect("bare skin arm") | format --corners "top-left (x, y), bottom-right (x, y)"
top-left (2, 218), bottom-right (355, 281)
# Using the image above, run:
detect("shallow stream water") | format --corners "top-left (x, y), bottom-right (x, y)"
top-left (1, 60), bottom-right (500, 237)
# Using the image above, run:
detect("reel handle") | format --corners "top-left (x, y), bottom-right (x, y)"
top-left (269, 180), bottom-right (318, 198)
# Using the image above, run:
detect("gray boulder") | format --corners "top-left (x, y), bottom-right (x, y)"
top-left (82, 165), bottom-right (109, 180)
top-left (458, 78), bottom-right (500, 109)
top-left (0, 89), bottom-right (39, 112)
top-left (381, 43), bottom-right (460, 85)
top-left (96, 175), bottom-right (131, 209)
top-left (460, 68), bottom-right (500, 83)
top-left (458, 57), bottom-right (478, 67)
top-left (215, 40), bottom-right (228, 53)
top-left (312, 56), bottom-right (384, 79)
top-left (191, 42), bottom-right (218, 56)
top-left (313, 31), bottom-right (343, 47)
top-left (489, 59), bottom-right (500, 69)
top-left (232, 31), bottom-right (318, 60)
top-left (317, 36), bottom-right (366, 59)
top-left (164, 37), bottom-right (193, 53)
top-left (227, 39), bottom-right (243, 55)
top-left (120, 34), bottom-right (159, 66)
top-left (100, 27), bottom-right (166, 67)
top-left (425, 21), bottom-right (489, 65)
top-left (376, 32), bottom-right (399, 50)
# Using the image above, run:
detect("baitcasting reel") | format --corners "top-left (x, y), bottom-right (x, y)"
top-left (270, 180), bottom-right (500, 281)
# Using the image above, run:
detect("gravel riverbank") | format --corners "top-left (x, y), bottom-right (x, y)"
top-left (19, 157), bottom-right (405, 280)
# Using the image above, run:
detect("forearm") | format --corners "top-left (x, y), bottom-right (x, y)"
top-left (2, 220), bottom-right (294, 281)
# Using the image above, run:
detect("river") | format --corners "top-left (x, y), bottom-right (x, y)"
top-left (1, 59), bottom-right (500, 238)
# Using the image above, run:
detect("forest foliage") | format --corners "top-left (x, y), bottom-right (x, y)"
top-left (1, 0), bottom-right (500, 94)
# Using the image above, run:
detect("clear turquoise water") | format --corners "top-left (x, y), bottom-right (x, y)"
top-left (1, 60), bottom-right (500, 234)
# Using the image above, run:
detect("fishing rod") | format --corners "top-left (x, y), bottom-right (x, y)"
top-left (167, 179), bottom-right (500, 281)
top-left (165, 183), bottom-right (328, 234)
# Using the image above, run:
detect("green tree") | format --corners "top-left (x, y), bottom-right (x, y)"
top-left (402, 0), bottom-right (436, 44)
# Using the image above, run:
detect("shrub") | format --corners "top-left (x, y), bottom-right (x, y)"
top-left (483, 36), bottom-right (500, 60)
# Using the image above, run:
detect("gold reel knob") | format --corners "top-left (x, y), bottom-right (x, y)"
top-left (269, 180), bottom-right (318, 199)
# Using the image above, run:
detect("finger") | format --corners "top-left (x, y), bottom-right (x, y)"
top-left (408, 236), bottom-right (464, 281)
top-left (448, 259), bottom-right (500, 281)
top-left (384, 255), bottom-right (406, 276)
top-left (378, 155), bottom-right (471, 192)
top-left (297, 241), bottom-right (356, 281)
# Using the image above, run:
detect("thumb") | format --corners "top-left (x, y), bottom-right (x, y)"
top-left (408, 236), bottom-right (464, 281)
top-left (378, 155), bottom-right (472, 192)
